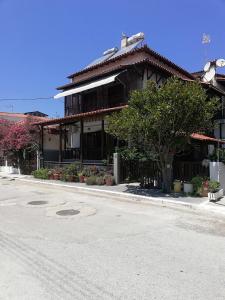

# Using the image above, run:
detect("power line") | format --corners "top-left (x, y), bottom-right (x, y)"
top-left (0, 96), bottom-right (54, 101)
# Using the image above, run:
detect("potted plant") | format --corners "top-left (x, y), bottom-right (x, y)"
top-left (96, 176), bottom-right (105, 185)
top-left (48, 169), bottom-right (54, 180)
top-left (78, 167), bottom-right (89, 183)
top-left (65, 163), bottom-right (78, 182)
top-left (208, 180), bottom-right (223, 201)
top-left (78, 172), bottom-right (85, 183)
top-left (183, 181), bottom-right (193, 194)
top-left (53, 168), bottom-right (61, 180)
top-left (191, 176), bottom-right (203, 196)
top-left (173, 180), bottom-right (182, 193)
top-left (86, 176), bottom-right (97, 185)
top-left (104, 174), bottom-right (115, 186)
top-left (202, 179), bottom-right (209, 197)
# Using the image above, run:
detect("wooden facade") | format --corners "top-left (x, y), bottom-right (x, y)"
top-left (38, 44), bottom-right (225, 165)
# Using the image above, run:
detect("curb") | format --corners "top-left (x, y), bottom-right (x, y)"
top-left (13, 177), bottom-right (204, 210)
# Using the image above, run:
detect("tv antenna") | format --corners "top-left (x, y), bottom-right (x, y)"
top-left (202, 33), bottom-right (211, 63)
top-left (202, 58), bottom-right (225, 83)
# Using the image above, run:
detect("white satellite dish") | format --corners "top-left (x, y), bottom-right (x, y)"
top-left (203, 61), bottom-right (211, 72)
top-left (202, 65), bottom-right (216, 82)
top-left (216, 58), bottom-right (225, 68)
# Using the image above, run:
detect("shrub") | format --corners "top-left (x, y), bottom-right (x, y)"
top-left (81, 167), bottom-right (91, 177)
top-left (65, 163), bottom-right (79, 176)
top-left (32, 168), bottom-right (49, 180)
top-left (86, 176), bottom-right (97, 185)
top-left (191, 176), bottom-right (203, 195)
top-left (208, 180), bottom-right (220, 192)
top-left (96, 176), bottom-right (105, 185)
top-left (60, 173), bottom-right (68, 181)
top-left (104, 174), bottom-right (115, 186)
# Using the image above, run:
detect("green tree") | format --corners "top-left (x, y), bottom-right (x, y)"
top-left (106, 77), bottom-right (219, 193)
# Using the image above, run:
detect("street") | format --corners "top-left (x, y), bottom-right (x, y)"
top-left (0, 178), bottom-right (225, 300)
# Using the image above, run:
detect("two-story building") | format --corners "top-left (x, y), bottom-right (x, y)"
top-left (36, 33), bottom-right (225, 168)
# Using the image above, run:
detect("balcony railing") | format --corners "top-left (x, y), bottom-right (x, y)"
top-left (63, 148), bottom-right (80, 160)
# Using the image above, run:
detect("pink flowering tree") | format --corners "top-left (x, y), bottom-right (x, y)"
top-left (0, 118), bottom-right (39, 172)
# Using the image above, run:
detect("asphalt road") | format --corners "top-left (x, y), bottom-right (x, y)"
top-left (0, 178), bottom-right (225, 300)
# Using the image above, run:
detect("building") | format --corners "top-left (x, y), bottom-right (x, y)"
top-left (36, 33), bottom-right (225, 168)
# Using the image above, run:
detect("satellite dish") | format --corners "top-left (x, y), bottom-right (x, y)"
top-left (202, 65), bottom-right (216, 82)
top-left (216, 58), bottom-right (225, 68)
top-left (203, 61), bottom-right (211, 72)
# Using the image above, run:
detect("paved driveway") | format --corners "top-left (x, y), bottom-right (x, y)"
top-left (0, 178), bottom-right (225, 300)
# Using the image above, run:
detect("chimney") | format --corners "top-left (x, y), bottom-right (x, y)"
top-left (121, 33), bottom-right (128, 49)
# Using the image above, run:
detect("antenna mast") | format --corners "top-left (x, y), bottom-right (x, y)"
top-left (202, 33), bottom-right (211, 63)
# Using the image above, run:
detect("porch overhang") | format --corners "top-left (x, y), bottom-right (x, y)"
top-left (54, 72), bottom-right (122, 99)
top-left (34, 105), bottom-right (128, 126)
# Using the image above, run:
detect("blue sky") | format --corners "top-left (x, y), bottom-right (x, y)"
top-left (0, 0), bottom-right (224, 117)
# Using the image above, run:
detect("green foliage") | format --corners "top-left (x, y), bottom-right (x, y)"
top-left (117, 147), bottom-right (151, 161)
top-left (208, 180), bottom-right (220, 192)
top-left (86, 176), bottom-right (97, 185)
top-left (60, 172), bottom-right (68, 181)
top-left (96, 176), bottom-right (105, 185)
top-left (64, 163), bottom-right (78, 176)
top-left (106, 78), bottom-right (219, 154)
top-left (191, 176), bottom-right (203, 195)
top-left (32, 168), bottom-right (49, 180)
top-left (106, 77), bottom-right (220, 192)
top-left (209, 148), bottom-right (225, 163)
top-left (104, 174), bottom-right (115, 185)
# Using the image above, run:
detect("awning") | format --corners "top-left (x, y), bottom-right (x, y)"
top-left (54, 72), bottom-right (122, 99)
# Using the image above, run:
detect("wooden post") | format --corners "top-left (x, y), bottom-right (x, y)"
top-left (41, 125), bottom-right (44, 153)
top-left (80, 119), bottom-right (84, 163)
top-left (101, 119), bottom-right (105, 159)
top-left (59, 125), bottom-right (63, 162)
top-left (40, 125), bottom-right (44, 168)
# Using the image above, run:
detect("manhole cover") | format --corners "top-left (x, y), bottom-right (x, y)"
top-left (28, 201), bottom-right (48, 205)
top-left (56, 209), bottom-right (80, 216)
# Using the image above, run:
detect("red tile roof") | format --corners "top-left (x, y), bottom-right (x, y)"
top-left (191, 133), bottom-right (225, 144)
top-left (35, 105), bottom-right (128, 126)
top-left (66, 45), bottom-right (194, 82)
top-left (0, 112), bottom-right (48, 122)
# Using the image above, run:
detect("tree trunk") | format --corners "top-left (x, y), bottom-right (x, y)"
top-left (160, 153), bottom-right (174, 194)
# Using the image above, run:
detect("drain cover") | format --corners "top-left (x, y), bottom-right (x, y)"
top-left (56, 209), bottom-right (80, 216)
top-left (28, 201), bottom-right (48, 205)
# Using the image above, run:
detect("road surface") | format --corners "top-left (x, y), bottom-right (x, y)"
top-left (0, 178), bottom-right (225, 300)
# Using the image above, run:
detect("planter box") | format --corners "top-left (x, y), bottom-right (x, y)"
top-left (183, 183), bottom-right (193, 194)
top-left (208, 189), bottom-right (224, 201)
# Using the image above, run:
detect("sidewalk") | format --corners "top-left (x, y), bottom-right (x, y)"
top-left (0, 172), bottom-right (210, 210)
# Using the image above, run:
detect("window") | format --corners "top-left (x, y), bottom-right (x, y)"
top-left (108, 84), bottom-right (124, 106)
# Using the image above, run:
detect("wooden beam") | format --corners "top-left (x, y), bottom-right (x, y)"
top-left (40, 126), bottom-right (44, 154)
top-left (101, 119), bottom-right (105, 159)
top-left (59, 125), bottom-right (63, 162)
top-left (80, 119), bottom-right (84, 162)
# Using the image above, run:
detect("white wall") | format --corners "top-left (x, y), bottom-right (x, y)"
top-left (43, 131), bottom-right (59, 151)
top-left (210, 162), bottom-right (225, 193)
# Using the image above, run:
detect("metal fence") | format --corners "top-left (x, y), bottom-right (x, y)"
top-left (120, 159), bottom-right (209, 188)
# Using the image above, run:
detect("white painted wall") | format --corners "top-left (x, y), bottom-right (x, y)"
top-left (43, 132), bottom-right (59, 151)
top-left (209, 161), bottom-right (225, 193)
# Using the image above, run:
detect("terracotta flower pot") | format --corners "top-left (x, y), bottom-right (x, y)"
top-left (48, 174), bottom-right (54, 180)
top-left (79, 175), bottom-right (85, 183)
top-left (105, 178), bottom-right (114, 186)
top-left (53, 173), bottom-right (60, 180)
top-left (202, 181), bottom-right (209, 197)
top-left (68, 175), bottom-right (75, 182)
